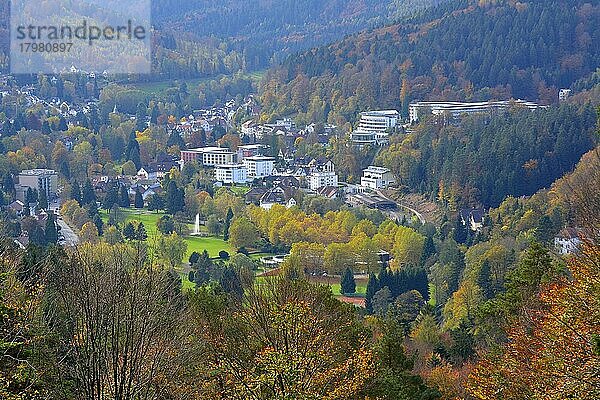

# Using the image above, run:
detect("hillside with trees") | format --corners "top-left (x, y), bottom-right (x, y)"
top-left (0, 0), bottom-right (447, 79)
top-left (376, 103), bottom-right (598, 207)
top-left (259, 0), bottom-right (600, 125)
top-left (2, 146), bottom-right (598, 399)
top-left (152, 0), bottom-right (448, 72)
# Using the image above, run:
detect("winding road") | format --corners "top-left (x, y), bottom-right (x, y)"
top-left (57, 219), bottom-right (79, 246)
top-left (375, 189), bottom-right (426, 224)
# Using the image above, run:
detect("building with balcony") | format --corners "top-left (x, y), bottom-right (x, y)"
top-left (360, 166), bottom-right (395, 190)
top-left (215, 164), bottom-right (248, 184)
top-left (180, 147), bottom-right (237, 167)
top-left (350, 110), bottom-right (399, 147)
top-left (408, 100), bottom-right (546, 123)
top-left (243, 156), bottom-right (275, 179)
top-left (308, 171), bottom-right (339, 191)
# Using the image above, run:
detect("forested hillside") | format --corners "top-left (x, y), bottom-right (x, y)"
top-left (0, 0), bottom-right (447, 79)
top-left (376, 104), bottom-right (598, 207)
top-left (259, 0), bottom-right (600, 125)
top-left (153, 0), bottom-right (448, 71)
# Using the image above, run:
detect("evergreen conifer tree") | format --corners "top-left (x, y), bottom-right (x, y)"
top-left (341, 267), bottom-right (356, 295)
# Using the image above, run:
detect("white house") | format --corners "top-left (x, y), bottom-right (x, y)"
top-left (137, 160), bottom-right (179, 181)
top-left (460, 208), bottom-right (485, 232)
top-left (215, 164), bottom-right (248, 184)
top-left (554, 228), bottom-right (581, 255)
top-left (243, 156), bottom-right (275, 179)
top-left (360, 166), bottom-right (395, 190)
top-left (137, 167), bottom-right (157, 181)
top-left (559, 89), bottom-right (572, 102)
top-left (241, 120), bottom-right (258, 137)
top-left (308, 171), bottom-right (338, 191)
top-left (275, 118), bottom-right (294, 130)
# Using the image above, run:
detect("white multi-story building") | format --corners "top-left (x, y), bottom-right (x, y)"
top-left (243, 156), bottom-right (275, 179)
top-left (350, 110), bottom-right (399, 147)
top-left (408, 100), bottom-right (546, 123)
top-left (275, 118), bottom-right (294, 130)
top-left (180, 147), bottom-right (237, 167)
top-left (559, 89), bottom-right (572, 102)
top-left (308, 171), bottom-right (338, 191)
top-left (360, 166), bottom-right (395, 190)
top-left (15, 169), bottom-right (58, 202)
top-left (215, 164), bottom-right (248, 184)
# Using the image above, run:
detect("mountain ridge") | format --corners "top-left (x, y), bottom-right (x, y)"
top-left (258, 0), bottom-right (600, 125)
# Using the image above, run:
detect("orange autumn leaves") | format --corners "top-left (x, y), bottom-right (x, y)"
top-left (467, 240), bottom-right (600, 399)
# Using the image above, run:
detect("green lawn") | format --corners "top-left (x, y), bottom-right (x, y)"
top-left (129, 77), bottom-right (210, 95)
top-left (101, 208), bottom-right (165, 239)
top-left (305, 275), bottom-right (367, 297)
top-left (179, 272), bottom-right (195, 292)
top-left (101, 208), bottom-right (233, 260)
top-left (327, 283), bottom-right (367, 297)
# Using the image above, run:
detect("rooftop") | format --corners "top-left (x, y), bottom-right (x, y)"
top-left (215, 163), bottom-right (246, 169)
top-left (244, 156), bottom-right (276, 161)
top-left (361, 110), bottom-right (400, 117)
top-left (185, 146), bottom-right (233, 154)
top-left (410, 100), bottom-right (545, 110)
top-left (364, 166), bottom-right (391, 174)
top-left (19, 169), bottom-right (57, 176)
top-left (238, 144), bottom-right (265, 150)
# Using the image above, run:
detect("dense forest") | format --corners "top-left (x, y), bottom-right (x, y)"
top-left (152, 0), bottom-right (448, 70)
top-left (376, 104), bottom-right (598, 207)
top-left (259, 0), bottom-right (600, 125)
top-left (0, 0), bottom-right (447, 79)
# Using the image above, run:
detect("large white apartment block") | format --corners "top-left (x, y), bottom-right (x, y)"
top-left (308, 171), bottom-right (339, 191)
top-left (408, 100), bottom-right (546, 123)
top-left (243, 156), bottom-right (275, 179)
top-left (215, 164), bottom-right (248, 184)
top-left (15, 169), bottom-right (58, 202)
top-left (350, 110), bottom-right (399, 147)
top-left (180, 147), bottom-right (237, 167)
top-left (361, 166), bottom-right (395, 190)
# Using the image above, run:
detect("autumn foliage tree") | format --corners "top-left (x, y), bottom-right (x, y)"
top-left (47, 243), bottom-right (190, 399)
top-left (189, 276), bottom-right (376, 398)
top-left (467, 144), bottom-right (600, 399)
top-left (0, 241), bottom-right (61, 398)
